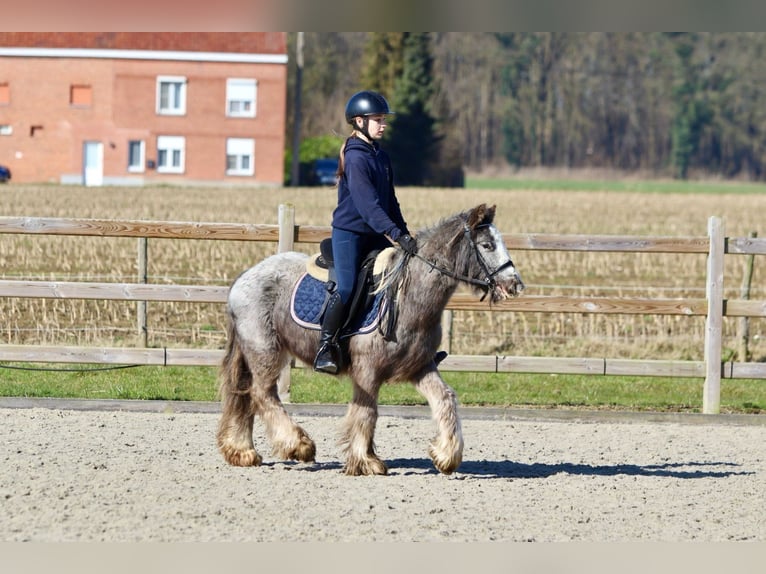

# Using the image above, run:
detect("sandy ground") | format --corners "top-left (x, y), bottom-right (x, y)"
top-left (1, 398), bottom-right (766, 542)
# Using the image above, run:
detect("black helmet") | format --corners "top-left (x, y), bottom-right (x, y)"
top-left (344, 90), bottom-right (394, 124)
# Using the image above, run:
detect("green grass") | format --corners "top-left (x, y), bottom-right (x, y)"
top-left (2, 363), bottom-right (764, 414)
top-left (464, 176), bottom-right (766, 195)
top-left (0, 364), bottom-right (219, 402)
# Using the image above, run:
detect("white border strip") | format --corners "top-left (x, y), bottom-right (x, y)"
top-left (0, 47), bottom-right (288, 64)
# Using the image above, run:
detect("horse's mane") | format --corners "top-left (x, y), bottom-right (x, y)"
top-left (418, 203), bottom-right (496, 258)
top-left (374, 204), bottom-right (496, 295)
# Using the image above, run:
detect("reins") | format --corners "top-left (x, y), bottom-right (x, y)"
top-left (406, 222), bottom-right (515, 302)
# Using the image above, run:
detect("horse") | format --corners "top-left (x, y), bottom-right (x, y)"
top-left (216, 203), bottom-right (525, 475)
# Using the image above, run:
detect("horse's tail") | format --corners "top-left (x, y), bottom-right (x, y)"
top-left (218, 312), bottom-right (252, 399)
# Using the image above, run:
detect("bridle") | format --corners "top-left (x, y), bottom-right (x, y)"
top-left (409, 222), bottom-right (516, 301)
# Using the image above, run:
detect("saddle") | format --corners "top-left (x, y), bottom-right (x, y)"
top-left (290, 238), bottom-right (398, 340)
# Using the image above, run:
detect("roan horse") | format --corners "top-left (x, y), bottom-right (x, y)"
top-left (217, 203), bottom-right (524, 475)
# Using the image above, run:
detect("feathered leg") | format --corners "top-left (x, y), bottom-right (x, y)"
top-left (414, 368), bottom-right (464, 474)
top-left (253, 352), bottom-right (316, 463)
top-left (217, 318), bottom-right (316, 466)
top-left (340, 378), bottom-right (387, 476)
top-left (217, 325), bottom-right (261, 466)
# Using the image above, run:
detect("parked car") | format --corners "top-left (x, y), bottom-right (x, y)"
top-left (0, 164), bottom-right (10, 183)
top-left (310, 158), bottom-right (339, 186)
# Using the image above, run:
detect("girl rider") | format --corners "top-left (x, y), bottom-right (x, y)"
top-left (313, 90), bottom-right (418, 374)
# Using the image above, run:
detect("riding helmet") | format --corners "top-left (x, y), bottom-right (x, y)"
top-left (344, 90), bottom-right (394, 124)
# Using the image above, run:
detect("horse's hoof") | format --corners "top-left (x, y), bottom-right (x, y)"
top-left (282, 435), bottom-right (317, 463)
top-left (344, 457), bottom-right (388, 476)
top-left (221, 447), bottom-right (262, 467)
top-left (432, 456), bottom-right (462, 475)
top-left (429, 442), bottom-right (463, 475)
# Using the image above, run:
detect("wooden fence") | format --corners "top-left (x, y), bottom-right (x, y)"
top-left (1, 206), bottom-right (766, 414)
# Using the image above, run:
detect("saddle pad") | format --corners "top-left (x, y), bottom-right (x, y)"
top-left (290, 272), bottom-right (386, 338)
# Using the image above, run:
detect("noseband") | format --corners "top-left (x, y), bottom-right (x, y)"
top-left (410, 222), bottom-right (516, 301)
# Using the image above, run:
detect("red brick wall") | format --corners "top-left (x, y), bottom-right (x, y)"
top-left (0, 34), bottom-right (287, 185)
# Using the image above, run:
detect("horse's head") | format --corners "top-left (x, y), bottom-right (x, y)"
top-left (459, 204), bottom-right (525, 302)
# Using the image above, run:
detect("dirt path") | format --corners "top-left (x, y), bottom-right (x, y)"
top-left (1, 399), bottom-right (765, 542)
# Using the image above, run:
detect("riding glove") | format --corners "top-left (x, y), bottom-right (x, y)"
top-left (396, 234), bottom-right (418, 255)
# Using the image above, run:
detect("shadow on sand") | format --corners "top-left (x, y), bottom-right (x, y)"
top-left (268, 458), bottom-right (752, 479)
top-left (389, 458), bottom-right (752, 479)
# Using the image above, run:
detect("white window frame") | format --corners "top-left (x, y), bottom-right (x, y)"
top-left (226, 138), bottom-right (254, 176)
top-left (226, 78), bottom-right (257, 118)
top-left (156, 76), bottom-right (187, 116)
top-left (156, 135), bottom-right (185, 174)
top-left (127, 140), bottom-right (145, 172)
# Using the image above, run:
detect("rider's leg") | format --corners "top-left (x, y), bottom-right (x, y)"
top-left (313, 228), bottom-right (362, 374)
top-left (313, 290), bottom-right (346, 374)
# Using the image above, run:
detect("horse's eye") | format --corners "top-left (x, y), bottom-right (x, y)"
top-left (481, 241), bottom-right (494, 250)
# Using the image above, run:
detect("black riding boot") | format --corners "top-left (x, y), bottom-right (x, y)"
top-left (313, 292), bottom-right (346, 374)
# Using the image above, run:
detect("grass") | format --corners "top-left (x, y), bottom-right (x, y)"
top-left (464, 174), bottom-right (766, 195)
top-left (1, 363), bottom-right (764, 414)
top-left (0, 363), bottom-right (217, 402)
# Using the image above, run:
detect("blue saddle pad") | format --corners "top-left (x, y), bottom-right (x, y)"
top-left (290, 272), bottom-right (386, 338)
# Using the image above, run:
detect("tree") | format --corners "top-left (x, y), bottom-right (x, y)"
top-left (285, 33), bottom-right (367, 144)
top-left (360, 33), bottom-right (405, 97)
top-left (669, 33), bottom-right (713, 179)
top-left (496, 33), bottom-right (536, 168)
top-left (286, 32), bottom-right (766, 182)
top-left (382, 33), bottom-right (443, 186)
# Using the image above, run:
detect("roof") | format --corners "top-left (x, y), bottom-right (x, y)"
top-left (0, 32), bottom-right (286, 55)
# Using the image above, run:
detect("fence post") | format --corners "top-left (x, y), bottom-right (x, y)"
top-left (703, 216), bottom-right (724, 414)
top-left (277, 204), bottom-right (296, 401)
top-left (137, 237), bottom-right (148, 347)
top-left (278, 203), bottom-right (296, 254)
top-left (738, 231), bottom-right (757, 362)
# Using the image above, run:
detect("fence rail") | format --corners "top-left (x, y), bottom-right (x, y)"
top-left (2, 209), bottom-right (766, 414)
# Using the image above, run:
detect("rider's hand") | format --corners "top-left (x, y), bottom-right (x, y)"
top-left (396, 234), bottom-right (418, 255)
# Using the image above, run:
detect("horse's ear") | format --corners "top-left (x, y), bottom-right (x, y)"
top-left (484, 204), bottom-right (496, 225)
top-left (467, 203), bottom-right (496, 229)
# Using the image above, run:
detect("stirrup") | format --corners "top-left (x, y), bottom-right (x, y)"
top-left (313, 343), bottom-right (340, 374)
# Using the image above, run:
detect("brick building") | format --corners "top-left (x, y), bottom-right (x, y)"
top-left (0, 32), bottom-right (288, 186)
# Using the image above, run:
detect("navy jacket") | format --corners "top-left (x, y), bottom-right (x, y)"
top-left (331, 136), bottom-right (409, 241)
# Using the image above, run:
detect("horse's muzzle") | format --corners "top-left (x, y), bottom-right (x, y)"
top-left (493, 272), bottom-right (525, 301)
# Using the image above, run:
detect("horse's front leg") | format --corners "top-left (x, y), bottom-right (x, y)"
top-left (340, 379), bottom-right (387, 476)
top-left (414, 368), bottom-right (464, 474)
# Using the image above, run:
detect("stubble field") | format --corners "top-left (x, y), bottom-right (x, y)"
top-left (1, 182), bottom-right (765, 362)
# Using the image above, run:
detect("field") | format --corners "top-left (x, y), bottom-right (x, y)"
top-left (2, 180), bottom-right (766, 364)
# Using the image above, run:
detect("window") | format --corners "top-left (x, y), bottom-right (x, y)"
top-left (226, 138), bottom-right (254, 176)
top-left (156, 136), bottom-right (185, 173)
top-left (156, 76), bottom-right (186, 115)
top-left (0, 83), bottom-right (9, 105)
top-left (226, 78), bottom-right (257, 117)
top-left (70, 84), bottom-right (92, 107)
top-left (127, 140), bottom-right (145, 172)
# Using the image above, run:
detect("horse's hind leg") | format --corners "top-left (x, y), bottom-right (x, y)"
top-left (253, 356), bottom-right (316, 463)
top-left (217, 327), bottom-right (261, 467)
top-left (414, 369), bottom-right (464, 474)
top-left (217, 324), bottom-right (316, 466)
top-left (340, 377), bottom-right (387, 476)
